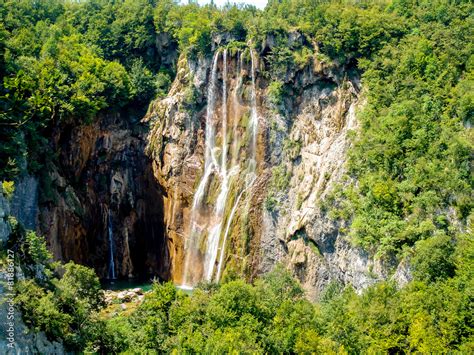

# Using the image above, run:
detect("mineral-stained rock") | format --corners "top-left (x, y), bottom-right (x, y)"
top-left (146, 35), bottom-right (409, 298)
top-left (37, 112), bottom-right (169, 280)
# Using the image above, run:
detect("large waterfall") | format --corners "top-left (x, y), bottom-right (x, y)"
top-left (181, 48), bottom-right (260, 288)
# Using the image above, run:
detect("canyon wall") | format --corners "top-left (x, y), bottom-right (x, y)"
top-left (146, 34), bottom-right (410, 298)
top-left (36, 112), bottom-right (169, 280)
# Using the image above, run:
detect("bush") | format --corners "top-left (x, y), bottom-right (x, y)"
top-left (1, 180), bottom-right (14, 199)
top-left (411, 233), bottom-right (456, 282)
top-left (267, 80), bottom-right (284, 107)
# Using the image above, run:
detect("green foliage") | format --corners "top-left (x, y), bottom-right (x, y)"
top-left (271, 164), bottom-right (292, 191)
top-left (316, 3), bottom-right (406, 64)
top-left (7, 221), bottom-right (104, 351)
top-left (283, 137), bottom-right (302, 160)
top-left (86, 242), bottom-right (473, 354)
top-left (293, 46), bottom-right (313, 68)
top-left (267, 80), bottom-right (284, 107)
top-left (265, 164), bottom-right (292, 211)
top-left (331, 1), bottom-right (474, 256)
top-left (24, 230), bottom-right (52, 266)
top-left (65, 0), bottom-right (157, 68)
top-left (15, 279), bottom-right (72, 338)
top-left (55, 262), bottom-right (104, 312)
top-left (411, 233), bottom-right (456, 282)
top-left (154, 70), bottom-right (172, 98)
top-left (15, 261), bottom-right (104, 351)
top-left (155, 2), bottom-right (214, 56)
top-left (1, 180), bottom-right (14, 199)
top-left (97, 266), bottom-right (329, 353)
top-left (128, 58), bottom-right (157, 104)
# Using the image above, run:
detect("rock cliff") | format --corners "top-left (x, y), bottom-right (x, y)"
top-left (36, 112), bottom-right (169, 280)
top-left (145, 35), bottom-right (409, 298)
top-left (0, 188), bottom-right (66, 354)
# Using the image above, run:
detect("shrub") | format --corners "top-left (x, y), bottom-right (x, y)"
top-left (1, 180), bottom-right (15, 199)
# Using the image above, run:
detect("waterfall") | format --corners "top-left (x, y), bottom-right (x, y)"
top-left (216, 188), bottom-right (244, 281)
top-left (248, 48), bottom-right (258, 178)
top-left (182, 51), bottom-right (220, 287)
top-left (181, 48), bottom-right (260, 287)
top-left (202, 49), bottom-right (231, 282)
top-left (192, 52), bottom-right (220, 209)
top-left (215, 50), bottom-right (259, 281)
top-left (107, 211), bottom-right (116, 280)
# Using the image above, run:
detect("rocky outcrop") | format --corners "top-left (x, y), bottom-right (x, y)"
top-left (0, 188), bottom-right (65, 354)
top-left (37, 112), bottom-right (169, 280)
top-left (146, 33), bottom-right (409, 298)
top-left (0, 186), bottom-right (11, 245)
top-left (10, 175), bottom-right (38, 231)
top-left (104, 287), bottom-right (146, 305)
top-left (0, 288), bottom-right (65, 354)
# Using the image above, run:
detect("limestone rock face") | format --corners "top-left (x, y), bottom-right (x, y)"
top-left (146, 34), bottom-right (409, 297)
top-left (0, 186), bottom-right (11, 245)
top-left (0, 193), bottom-right (65, 354)
top-left (37, 112), bottom-right (169, 280)
top-left (10, 175), bottom-right (38, 230)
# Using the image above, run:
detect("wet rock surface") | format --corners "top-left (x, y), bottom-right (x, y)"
top-left (146, 36), bottom-right (409, 298)
top-left (37, 111), bottom-right (169, 280)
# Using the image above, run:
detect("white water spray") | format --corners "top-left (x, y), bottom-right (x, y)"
top-left (202, 49), bottom-right (230, 282)
top-left (192, 52), bottom-right (220, 209)
top-left (215, 49), bottom-right (259, 281)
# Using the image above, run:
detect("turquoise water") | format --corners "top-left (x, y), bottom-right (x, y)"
top-left (101, 279), bottom-right (154, 291)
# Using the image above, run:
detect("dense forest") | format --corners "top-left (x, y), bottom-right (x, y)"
top-left (0, 0), bottom-right (473, 353)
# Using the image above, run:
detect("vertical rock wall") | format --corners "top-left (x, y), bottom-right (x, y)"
top-left (37, 112), bottom-right (169, 280)
top-left (146, 34), bottom-right (410, 298)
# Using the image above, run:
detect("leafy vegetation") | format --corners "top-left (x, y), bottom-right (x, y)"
top-left (328, 0), bottom-right (474, 258)
top-left (5, 220), bottom-right (473, 353)
top-left (4, 223), bottom-right (103, 351)
top-left (1, 180), bottom-right (14, 199)
top-left (1, 0), bottom-right (472, 353)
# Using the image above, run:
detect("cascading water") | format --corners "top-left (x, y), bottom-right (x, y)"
top-left (107, 211), bottom-right (116, 280)
top-left (192, 53), bottom-right (220, 209)
top-left (248, 48), bottom-right (259, 178)
top-left (181, 48), bottom-right (260, 287)
top-left (181, 51), bottom-right (220, 287)
top-left (216, 49), bottom-right (259, 281)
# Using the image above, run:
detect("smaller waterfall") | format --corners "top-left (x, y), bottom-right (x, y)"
top-left (107, 211), bottom-right (116, 280)
top-left (216, 188), bottom-right (244, 281)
